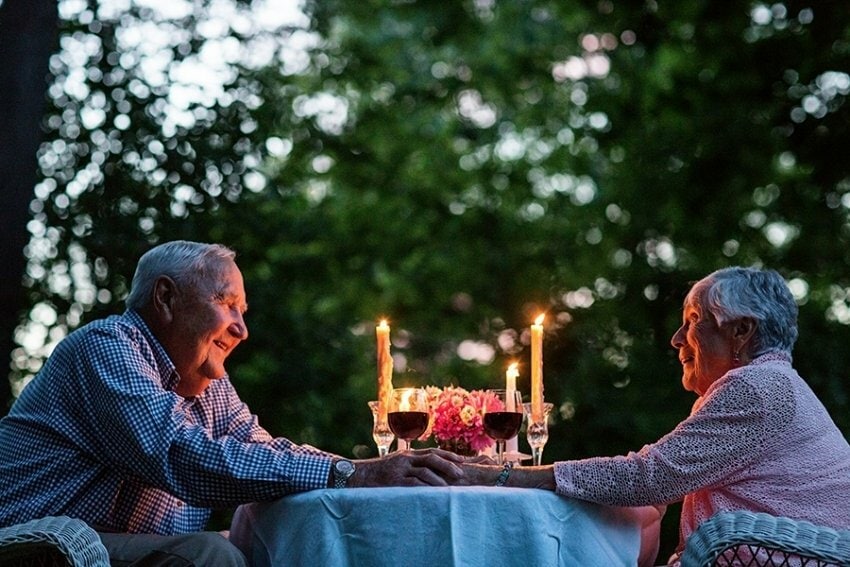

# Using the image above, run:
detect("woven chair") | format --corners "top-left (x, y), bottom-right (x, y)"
top-left (0, 516), bottom-right (109, 566)
top-left (680, 511), bottom-right (850, 567)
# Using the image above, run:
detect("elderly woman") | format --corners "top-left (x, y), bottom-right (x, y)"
top-left (460, 267), bottom-right (850, 566)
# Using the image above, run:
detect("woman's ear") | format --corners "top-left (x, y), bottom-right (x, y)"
top-left (734, 317), bottom-right (757, 350)
top-left (150, 276), bottom-right (179, 324)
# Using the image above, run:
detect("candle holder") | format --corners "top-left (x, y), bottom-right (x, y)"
top-left (523, 402), bottom-right (553, 466)
top-left (368, 401), bottom-right (394, 457)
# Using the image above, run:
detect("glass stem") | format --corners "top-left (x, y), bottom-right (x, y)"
top-left (531, 446), bottom-right (543, 466)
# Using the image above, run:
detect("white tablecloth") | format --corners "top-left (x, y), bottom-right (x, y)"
top-left (229, 486), bottom-right (642, 567)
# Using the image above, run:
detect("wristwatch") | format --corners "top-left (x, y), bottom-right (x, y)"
top-left (332, 459), bottom-right (356, 489)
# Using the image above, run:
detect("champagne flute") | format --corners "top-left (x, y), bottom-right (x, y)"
top-left (482, 389), bottom-right (524, 465)
top-left (523, 402), bottom-right (554, 466)
top-left (387, 388), bottom-right (429, 451)
top-left (368, 401), bottom-right (394, 457)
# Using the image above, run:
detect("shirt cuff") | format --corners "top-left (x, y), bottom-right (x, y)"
top-left (285, 451), bottom-right (335, 492)
top-left (553, 461), bottom-right (575, 496)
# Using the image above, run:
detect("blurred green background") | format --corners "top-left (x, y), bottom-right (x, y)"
top-left (3, 0), bottom-right (850, 559)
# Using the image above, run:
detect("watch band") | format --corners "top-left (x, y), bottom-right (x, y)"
top-left (333, 459), bottom-right (355, 489)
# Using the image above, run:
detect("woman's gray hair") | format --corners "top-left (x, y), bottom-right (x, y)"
top-left (688, 266), bottom-right (798, 357)
top-left (125, 241), bottom-right (236, 310)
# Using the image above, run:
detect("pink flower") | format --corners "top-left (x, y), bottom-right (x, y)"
top-left (459, 405), bottom-right (476, 425)
top-left (424, 386), bottom-right (503, 452)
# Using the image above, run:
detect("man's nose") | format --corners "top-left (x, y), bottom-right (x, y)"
top-left (230, 313), bottom-right (249, 340)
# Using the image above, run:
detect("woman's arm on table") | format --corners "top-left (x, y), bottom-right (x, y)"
top-left (459, 462), bottom-right (557, 490)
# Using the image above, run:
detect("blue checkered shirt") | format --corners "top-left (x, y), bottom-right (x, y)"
top-left (0, 310), bottom-right (333, 534)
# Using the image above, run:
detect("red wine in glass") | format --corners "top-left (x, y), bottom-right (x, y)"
top-left (388, 411), bottom-right (429, 442)
top-left (483, 389), bottom-right (524, 464)
top-left (388, 388), bottom-right (430, 449)
top-left (483, 412), bottom-right (523, 440)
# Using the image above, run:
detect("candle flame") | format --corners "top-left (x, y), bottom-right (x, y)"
top-left (507, 362), bottom-right (519, 379)
top-left (378, 319), bottom-right (389, 329)
top-left (399, 389), bottom-right (412, 411)
top-left (534, 313), bottom-right (545, 326)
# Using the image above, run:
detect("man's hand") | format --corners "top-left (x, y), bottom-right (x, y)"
top-left (351, 448), bottom-right (464, 487)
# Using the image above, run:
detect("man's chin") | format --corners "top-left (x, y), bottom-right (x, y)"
top-left (175, 371), bottom-right (223, 397)
top-left (202, 361), bottom-right (228, 381)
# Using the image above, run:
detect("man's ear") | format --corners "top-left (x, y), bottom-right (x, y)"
top-left (150, 276), bottom-right (179, 324)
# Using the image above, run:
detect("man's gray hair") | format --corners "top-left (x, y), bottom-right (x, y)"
top-left (688, 266), bottom-right (798, 357)
top-left (125, 241), bottom-right (236, 310)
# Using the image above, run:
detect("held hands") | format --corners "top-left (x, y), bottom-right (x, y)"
top-left (352, 448), bottom-right (465, 487)
top-left (350, 449), bottom-right (555, 490)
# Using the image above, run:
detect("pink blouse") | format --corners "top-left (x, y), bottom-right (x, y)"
top-left (554, 352), bottom-right (850, 557)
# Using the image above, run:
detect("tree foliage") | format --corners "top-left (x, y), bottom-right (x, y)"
top-left (8, 0), bottom-right (850, 553)
top-left (0, 0), bottom-right (58, 410)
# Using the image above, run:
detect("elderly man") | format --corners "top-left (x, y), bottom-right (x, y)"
top-left (0, 241), bottom-right (461, 566)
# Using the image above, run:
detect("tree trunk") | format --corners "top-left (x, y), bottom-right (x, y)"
top-left (0, 0), bottom-right (58, 412)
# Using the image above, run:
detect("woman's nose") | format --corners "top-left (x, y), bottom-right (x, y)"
top-left (670, 325), bottom-right (685, 348)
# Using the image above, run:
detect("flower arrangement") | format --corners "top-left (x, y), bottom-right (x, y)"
top-left (422, 386), bottom-right (504, 455)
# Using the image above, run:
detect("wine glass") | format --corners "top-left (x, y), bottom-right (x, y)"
top-left (523, 402), bottom-right (554, 466)
top-left (368, 401), bottom-right (394, 457)
top-left (482, 389), bottom-right (524, 465)
top-left (387, 388), bottom-right (429, 451)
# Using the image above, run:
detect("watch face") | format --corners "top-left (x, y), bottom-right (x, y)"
top-left (335, 460), bottom-right (355, 476)
top-left (333, 459), bottom-right (355, 488)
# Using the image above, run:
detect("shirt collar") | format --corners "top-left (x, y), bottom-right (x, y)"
top-left (124, 309), bottom-right (181, 392)
top-left (749, 350), bottom-right (792, 365)
top-left (697, 350), bottom-right (793, 406)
